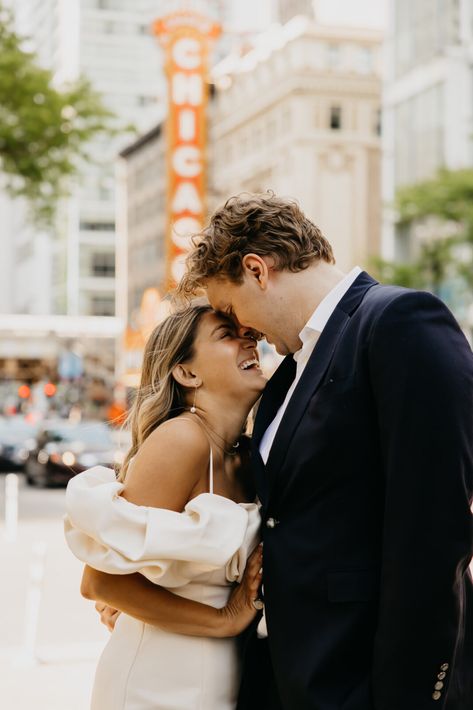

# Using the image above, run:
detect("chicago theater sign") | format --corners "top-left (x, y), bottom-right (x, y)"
top-left (154, 12), bottom-right (220, 288)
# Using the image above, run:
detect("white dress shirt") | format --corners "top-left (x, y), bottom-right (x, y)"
top-left (259, 266), bottom-right (362, 464)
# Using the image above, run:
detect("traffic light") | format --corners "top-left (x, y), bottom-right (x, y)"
top-left (18, 384), bottom-right (31, 399)
top-left (44, 382), bottom-right (57, 397)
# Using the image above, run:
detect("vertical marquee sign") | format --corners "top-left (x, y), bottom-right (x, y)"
top-left (153, 12), bottom-right (220, 288)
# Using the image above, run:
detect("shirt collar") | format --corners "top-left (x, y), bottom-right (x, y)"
top-left (295, 266), bottom-right (362, 360)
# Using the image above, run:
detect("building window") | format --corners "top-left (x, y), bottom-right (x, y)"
top-left (374, 108), bottom-right (382, 136)
top-left (80, 221), bottom-right (115, 231)
top-left (330, 106), bottom-right (342, 130)
top-left (137, 96), bottom-right (155, 106)
top-left (91, 252), bottom-right (115, 277)
top-left (91, 295), bottom-right (115, 316)
top-left (360, 47), bottom-right (374, 74)
top-left (327, 44), bottom-right (340, 69)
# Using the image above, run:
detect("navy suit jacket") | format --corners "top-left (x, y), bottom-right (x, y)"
top-left (238, 272), bottom-right (473, 710)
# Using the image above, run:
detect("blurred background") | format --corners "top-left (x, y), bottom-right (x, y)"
top-left (1, 0), bottom-right (472, 707)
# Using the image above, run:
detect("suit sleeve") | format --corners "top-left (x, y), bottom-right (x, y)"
top-left (369, 291), bottom-right (473, 709)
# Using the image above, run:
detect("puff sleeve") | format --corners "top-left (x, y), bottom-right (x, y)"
top-left (64, 466), bottom-right (258, 588)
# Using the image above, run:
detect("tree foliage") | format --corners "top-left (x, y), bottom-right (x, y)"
top-left (0, 3), bottom-right (117, 225)
top-left (372, 169), bottom-right (473, 303)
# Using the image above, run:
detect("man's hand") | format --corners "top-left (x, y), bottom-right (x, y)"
top-left (95, 602), bottom-right (121, 632)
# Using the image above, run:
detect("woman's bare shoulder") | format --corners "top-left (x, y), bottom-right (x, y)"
top-left (122, 416), bottom-right (210, 510)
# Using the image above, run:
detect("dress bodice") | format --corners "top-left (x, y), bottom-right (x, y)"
top-left (64, 465), bottom-right (261, 594)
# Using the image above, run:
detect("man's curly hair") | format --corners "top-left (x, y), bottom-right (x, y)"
top-left (176, 192), bottom-right (335, 299)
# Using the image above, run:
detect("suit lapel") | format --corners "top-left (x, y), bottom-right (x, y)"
top-left (262, 271), bottom-right (378, 503)
top-left (252, 355), bottom-right (296, 446)
top-left (251, 355), bottom-right (296, 504)
top-left (264, 306), bottom-right (350, 485)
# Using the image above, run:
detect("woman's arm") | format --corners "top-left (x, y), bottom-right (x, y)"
top-left (79, 419), bottom-right (262, 637)
top-left (82, 542), bottom-right (263, 639)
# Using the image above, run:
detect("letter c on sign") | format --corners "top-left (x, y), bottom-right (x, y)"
top-left (171, 217), bottom-right (202, 249)
top-left (172, 38), bottom-right (201, 70)
top-left (172, 146), bottom-right (202, 178)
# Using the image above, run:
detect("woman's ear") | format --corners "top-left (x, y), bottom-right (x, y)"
top-left (171, 364), bottom-right (202, 389)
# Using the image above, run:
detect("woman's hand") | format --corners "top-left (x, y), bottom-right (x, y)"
top-left (218, 543), bottom-right (263, 637)
top-left (95, 602), bottom-right (121, 632)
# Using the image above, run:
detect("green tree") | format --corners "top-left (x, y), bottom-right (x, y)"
top-left (372, 168), bottom-right (473, 301)
top-left (0, 3), bottom-right (118, 225)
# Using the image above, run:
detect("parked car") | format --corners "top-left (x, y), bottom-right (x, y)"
top-left (0, 417), bottom-right (38, 471)
top-left (24, 420), bottom-right (126, 487)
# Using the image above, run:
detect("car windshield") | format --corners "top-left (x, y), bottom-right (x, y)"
top-left (46, 423), bottom-right (114, 447)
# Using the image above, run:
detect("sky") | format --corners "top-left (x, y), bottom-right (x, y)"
top-left (233, 0), bottom-right (388, 32)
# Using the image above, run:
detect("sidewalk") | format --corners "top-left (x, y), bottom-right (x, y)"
top-left (0, 513), bottom-right (108, 709)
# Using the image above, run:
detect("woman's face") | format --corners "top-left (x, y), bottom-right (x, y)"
top-left (189, 311), bottom-right (267, 406)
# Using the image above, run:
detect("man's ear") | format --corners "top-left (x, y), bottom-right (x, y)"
top-left (241, 254), bottom-right (271, 289)
top-left (171, 364), bottom-right (202, 389)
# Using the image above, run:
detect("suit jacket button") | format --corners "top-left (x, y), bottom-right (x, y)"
top-left (434, 682), bottom-right (444, 691)
top-left (440, 663), bottom-right (449, 672)
top-left (266, 517), bottom-right (279, 529)
top-left (437, 672), bottom-right (446, 680)
top-left (432, 691), bottom-right (442, 701)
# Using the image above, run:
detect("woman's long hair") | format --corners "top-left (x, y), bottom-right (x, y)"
top-left (118, 303), bottom-right (213, 482)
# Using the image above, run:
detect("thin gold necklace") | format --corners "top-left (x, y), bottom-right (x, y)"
top-left (189, 411), bottom-right (240, 456)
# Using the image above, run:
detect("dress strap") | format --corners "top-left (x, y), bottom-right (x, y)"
top-left (163, 416), bottom-right (214, 495)
top-left (209, 446), bottom-right (214, 495)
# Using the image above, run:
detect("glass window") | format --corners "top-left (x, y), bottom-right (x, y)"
top-left (394, 0), bottom-right (452, 77)
top-left (374, 108), bottom-right (382, 136)
top-left (360, 47), bottom-right (374, 74)
top-left (80, 221), bottom-right (115, 232)
top-left (91, 252), bottom-right (115, 277)
top-left (330, 106), bottom-right (342, 130)
top-left (91, 295), bottom-right (115, 316)
top-left (327, 44), bottom-right (340, 70)
top-left (394, 82), bottom-right (444, 186)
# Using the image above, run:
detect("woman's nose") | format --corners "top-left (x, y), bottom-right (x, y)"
top-left (237, 325), bottom-right (260, 342)
top-left (241, 334), bottom-right (259, 351)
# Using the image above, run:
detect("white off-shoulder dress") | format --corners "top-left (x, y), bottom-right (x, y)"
top-left (64, 449), bottom-right (260, 710)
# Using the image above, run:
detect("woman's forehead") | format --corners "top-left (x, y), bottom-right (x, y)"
top-left (199, 310), bottom-right (235, 334)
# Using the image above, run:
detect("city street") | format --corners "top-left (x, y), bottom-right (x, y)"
top-left (1, 0), bottom-right (473, 706)
top-left (0, 473), bottom-right (109, 710)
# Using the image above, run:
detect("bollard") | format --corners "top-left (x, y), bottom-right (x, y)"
top-left (14, 540), bottom-right (48, 668)
top-left (4, 473), bottom-right (18, 542)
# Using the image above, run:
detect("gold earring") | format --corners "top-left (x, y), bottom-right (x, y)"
top-left (190, 386), bottom-right (198, 413)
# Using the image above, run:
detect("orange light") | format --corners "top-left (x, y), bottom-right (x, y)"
top-left (44, 382), bottom-right (57, 397)
top-left (18, 385), bottom-right (31, 399)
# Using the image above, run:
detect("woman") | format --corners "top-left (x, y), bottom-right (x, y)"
top-left (64, 303), bottom-right (267, 709)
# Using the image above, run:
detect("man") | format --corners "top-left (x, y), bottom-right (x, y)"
top-left (177, 192), bottom-right (473, 710)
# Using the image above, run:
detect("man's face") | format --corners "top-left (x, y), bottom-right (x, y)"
top-left (206, 274), bottom-right (296, 356)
